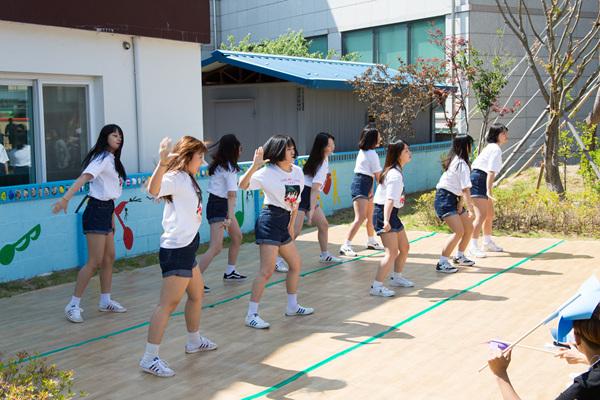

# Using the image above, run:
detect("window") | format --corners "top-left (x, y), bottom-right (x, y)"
top-left (0, 84), bottom-right (35, 187)
top-left (307, 35), bottom-right (328, 57)
top-left (377, 24), bottom-right (408, 68)
top-left (410, 17), bottom-right (445, 64)
top-left (0, 80), bottom-right (91, 188)
top-left (342, 29), bottom-right (373, 63)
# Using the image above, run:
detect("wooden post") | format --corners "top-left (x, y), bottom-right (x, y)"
top-left (536, 159), bottom-right (545, 192)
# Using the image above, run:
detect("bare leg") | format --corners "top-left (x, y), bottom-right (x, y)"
top-left (73, 233), bottom-right (108, 298)
top-left (458, 211), bottom-right (474, 252)
top-left (483, 199), bottom-right (495, 236)
top-left (393, 230), bottom-right (410, 273)
top-left (184, 267), bottom-right (204, 333)
top-left (279, 241), bottom-right (301, 295)
top-left (376, 233), bottom-right (399, 282)
top-left (442, 215), bottom-right (465, 257)
top-left (292, 210), bottom-right (306, 240)
top-left (471, 198), bottom-right (489, 240)
top-left (366, 198), bottom-right (376, 238)
top-left (345, 199), bottom-right (368, 242)
top-left (147, 275), bottom-right (190, 344)
top-left (250, 244), bottom-right (278, 303)
top-left (99, 231), bottom-right (116, 295)
top-left (226, 218), bottom-right (243, 266)
top-left (311, 207), bottom-right (329, 253)
top-left (197, 223), bottom-right (225, 273)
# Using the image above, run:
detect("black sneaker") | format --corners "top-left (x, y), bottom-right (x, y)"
top-left (223, 271), bottom-right (247, 281)
top-left (204, 285), bottom-right (211, 293)
top-left (436, 260), bottom-right (458, 274)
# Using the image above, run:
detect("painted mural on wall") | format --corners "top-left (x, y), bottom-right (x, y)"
top-left (0, 224), bottom-right (41, 265)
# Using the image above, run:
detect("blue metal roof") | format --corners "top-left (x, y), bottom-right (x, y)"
top-left (202, 50), bottom-right (410, 90)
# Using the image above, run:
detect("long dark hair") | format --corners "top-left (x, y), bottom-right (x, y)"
top-left (303, 132), bottom-right (334, 177)
top-left (358, 126), bottom-right (379, 150)
top-left (487, 123), bottom-right (508, 144)
top-left (161, 136), bottom-right (207, 203)
top-left (379, 140), bottom-right (408, 184)
top-left (208, 134), bottom-right (241, 175)
top-left (443, 134), bottom-right (474, 171)
top-left (263, 134), bottom-right (297, 164)
top-left (82, 124), bottom-right (126, 180)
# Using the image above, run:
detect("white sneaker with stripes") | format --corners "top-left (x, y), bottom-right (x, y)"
top-left (64, 304), bottom-right (83, 323)
top-left (390, 275), bottom-right (415, 287)
top-left (319, 253), bottom-right (342, 263)
top-left (370, 285), bottom-right (395, 297)
top-left (339, 244), bottom-right (357, 257)
top-left (185, 336), bottom-right (218, 354)
top-left (99, 299), bottom-right (127, 313)
top-left (139, 356), bottom-right (175, 378)
top-left (367, 241), bottom-right (384, 251)
top-left (245, 314), bottom-right (270, 329)
top-left (285, 305), bottom-right (314, 316)
top-left (483, 241), bottom-right (504, 252)
top-left (275, 257), bottom-right (289, 272)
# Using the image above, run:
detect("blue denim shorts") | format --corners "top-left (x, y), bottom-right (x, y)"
top-left (373, 203), bottom-right (404, 235)
top-left (82, 197), bottom-right (115, 235)
top-left (159, 233), bottom-right (199, 278)
top-left (434, 188), bottom-right (466, 220)
top-left (350, 173), bottom-right (374, 201)
top-left (470, 169), bottom-right (488, 199)
top-left (298, 186), bottom-right (311, 213)
top-left (255, 205), bottom-right (292, 246)
top-left (206, 193), bottom-right (228, 224)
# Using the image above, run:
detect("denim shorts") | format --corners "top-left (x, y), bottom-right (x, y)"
top-left (159, 232), bottom-right (199, 278)
top-left (255, 205), bottom-right (292, 246)
top-left (373, 203), bottom-right (404, 235)
top-left (350, 173), bottom-right (374, 201)
top-left (298, 186), bottom-right (311, 213)
top-left (434, 188), bottom-right (467, 220)
top-left (82, 197), bottom-right (115, 235)
top-left (206, 193), bottom-right (228, 224)
top-left (470, 169), bottom-right (488, 199)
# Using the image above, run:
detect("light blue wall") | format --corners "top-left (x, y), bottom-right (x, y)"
top-left (0, 141), bottom-right (449, 282)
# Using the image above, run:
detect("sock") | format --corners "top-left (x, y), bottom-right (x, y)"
top-left (392, 272), bottom-right (402, 280)
top-left (100, 293), bottom-right (111, 306)
top-left (367, 236), bottom-right (377, 244)
top-left (439, 256), bottom-right (448, 263)
top-left (69, 296), bottom-right (81, 308)
top-left (247, 301), bottom-right (259, 317)
top-left (320, 251), bottom-right (329, 257)
top-left (344, 240), bottom-right (352, 247)
top-left (187, 331), bottom-right (202, 346)
top-left (287, 293), bottom-right (298, 311)
top-left (470, 238), bottom-right (479, 248)
top-left (143, 342), bottom-right (160, 362)
top-left (456, 250), bottom-right (464, 258)
top-left (372, 280), bottom-right (383, 288)
top-left (483, 235), bottom-right (492, 244)
top-left (225, 264), bottom-right (236, 275)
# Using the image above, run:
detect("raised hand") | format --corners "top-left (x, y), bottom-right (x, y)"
top-left (158, 137), bottom-right (178, 165)
top-left (252, 147), bottom-right (269, 169)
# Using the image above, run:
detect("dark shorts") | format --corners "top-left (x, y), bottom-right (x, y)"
top-left (373, 203), bottom-right (404, 235)
top-left (298, 186), bottom-right (311, 213)
top-left (206, 193), bottom-right (228, 224)
top-left (434, 188), bottom-right (467, 220)
top-left (470, 169), bottom-right (488, 199)
top-left (159, 233), bottom-right (199, 278)
top-left (350, 173), bottom-right (374, 201)
top-left (255, 205), bottom-right (292, 246)
top-left (82, 197), bottom-right (115, 235)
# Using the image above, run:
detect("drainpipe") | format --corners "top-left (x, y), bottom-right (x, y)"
top-left (132, 36), bottom-right (143, 173)
top-left (212, 0), bottom-right (218, 50)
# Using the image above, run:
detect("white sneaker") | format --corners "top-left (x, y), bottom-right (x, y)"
top-left (369, 285), bottom-right (395, 297)
top-left (185, 336), bottom-right (218, 353)
top-left (140, 356), bottom-right (175, 378)
top-left (245, 314), bottom-right (270, 329)
top-left (99, 300), bottom-right (127, 313)
top-left (275, 258), bottom-right (289, 273)
top-left (453, 254), bottom-right (475, 266)
top-left (436, 259), bottom-right (458, 274)
top-left (483, 241), bottom-right (504, 252)
top-left (339, 244), bottom-right (357, 257)
top-left (390, 275), bottom-right (415, 287)
top-left (367, 241), bottom-right (384, 251)
top-left (65, 304), bottom-right (83, 323)
top-left (468, 244), bottom-right (487, 258)
top-left (319, 253), bottom-right (342, 263)
top-left (285, 305), bottom-right (314, 316)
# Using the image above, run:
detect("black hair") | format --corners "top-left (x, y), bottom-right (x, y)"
top-left (379, 140), bottom-right (409, 184)
top-left (81, 124), bottom-right (127, 180)
top-left (303, 132), bottom-right (335, 177)
top-left (208, 134), bottom-right (241, 175)
top-left (443, 134), bottom-right (474, 171)
top-left (263, 134), bottom-right (297, 164)
top-left (14, 126), bottom-right (28, 150)
top-left (358, 126), bottom-right (380, 150)
top-left (487, 123), bottom-right (508, 144)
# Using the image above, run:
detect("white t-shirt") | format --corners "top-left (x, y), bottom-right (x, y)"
top-left (158, 171), bottom-right (202, 249)
top-left (82, 152), bottom-right (122, 201)
top-left (9, 145), bottom-right (31, 167)
top-left (354, 149), bottom-right (382, 177)
top-left (207, 164), bottom-right (238, 198)
top-left (247, 164), bottom-right (304, 211)
top-left (472, 143), bottom-right (503, 174)
top-left (436, 156), bottom-right (472, 196)
top-left (0, 144), bottom-right (8, 164)
top-left (304, 158), bottom-right (329, 190)
top-left (374, 167), bottom-right (405, 209)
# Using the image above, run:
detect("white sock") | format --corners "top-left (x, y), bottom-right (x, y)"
top-left (483, 235), bottom-right (492, 244)
top-left (69, 296), bottom-right (81, 308)
top-left (368, 236), bottom-right (377, 244)
top-left (372, 280), bottom-right (383, 288)
top-left (100, 293), bottom-right (111, 306)
top-left (287, 293), bottom-right (298, 311)
top-left (187, 331), bottom-right (202, 346)
top-left (320, 251), bottom-right (329, 257)
top-left (248, 301), bottom-right (259, 317)
top-left (392, 272), bottom-right (402, 280)
top-left (225, 264), bottom-right (236, 275)
top-left (143, 342), bottom-right (160, 361)
top-left (439, 256), bottom-right (448, 263)
top-left (344, 240), bottom-right (352, 247)
top-left (470, 238), bottom-right (479, 248)
top-left (456, 250), bottom-right (464, 258)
